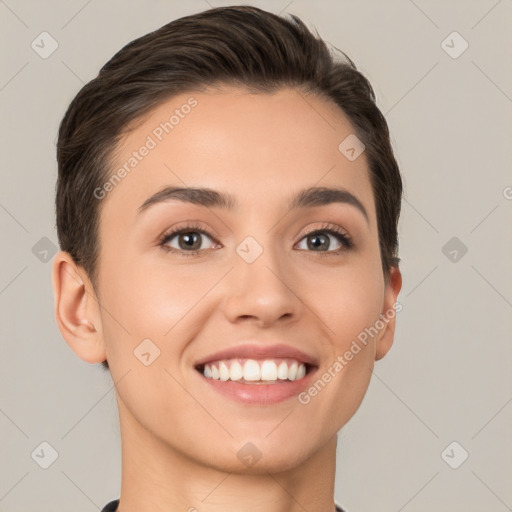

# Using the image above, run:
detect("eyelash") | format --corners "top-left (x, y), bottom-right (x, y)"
top-left (157, 222), bottom-right (354, 257)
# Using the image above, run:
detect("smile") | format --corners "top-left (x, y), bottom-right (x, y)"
top-left (196, 359), bottom-right (317, 405)
top-left (200, 358), bottom-right (308, 384)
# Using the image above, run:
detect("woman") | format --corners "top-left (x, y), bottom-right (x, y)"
top-left (52, 6), bottom-right (403, 511)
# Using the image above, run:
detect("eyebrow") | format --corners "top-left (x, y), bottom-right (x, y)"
top-left (137, 185), bottom-right (369, 223)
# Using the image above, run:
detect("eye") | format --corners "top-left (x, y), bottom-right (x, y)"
top-left (158, 221), bottom-right (353, 257)
top-left (158, 222), bottom-right (218, 256)
top-left (296, 223), bottom-right (353, 254)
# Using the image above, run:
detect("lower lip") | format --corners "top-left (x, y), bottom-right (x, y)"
top-left (198, 368), bottom-right (318, 405)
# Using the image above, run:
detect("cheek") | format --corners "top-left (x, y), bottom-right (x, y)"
top-left (310, 264), bottom-right (384, 348)
top-left (97, 252), bottom-right (222, 360)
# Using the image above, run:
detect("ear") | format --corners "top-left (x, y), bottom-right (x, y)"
top-left (375, 265), bottom-right (402, 361)
top-left (51, 251), bottom-right (106, 364)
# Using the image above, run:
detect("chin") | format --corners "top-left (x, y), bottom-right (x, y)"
top-left (197, 436), bottom-right (320, 475)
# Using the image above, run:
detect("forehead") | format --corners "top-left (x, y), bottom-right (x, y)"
top-left (101, 86), bottom-right (375, 225)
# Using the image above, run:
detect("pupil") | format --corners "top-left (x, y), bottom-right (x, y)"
top-left (308, 233), bottom-right (328, 251)
top-left (181, 232), bottom-right (200, 250)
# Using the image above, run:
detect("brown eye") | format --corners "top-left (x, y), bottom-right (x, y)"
top-left (176, 232), bottom-right (202, 251)
top-left (162, 230), bottom-right (215, 252)
top-left (158, 221), bottom-right (221, 257)
top-left (306, 232), bottom-right (331, 251)
top-left (296, 227), bottom-right (353, 253)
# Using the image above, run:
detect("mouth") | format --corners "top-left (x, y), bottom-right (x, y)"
top-left (194, 342), bottom-right (319, 405)
top-left (193, 344), bottom-right (319, 404)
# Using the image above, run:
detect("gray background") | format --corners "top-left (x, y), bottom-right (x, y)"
top-left (1, 0), bottom-right (511, 511)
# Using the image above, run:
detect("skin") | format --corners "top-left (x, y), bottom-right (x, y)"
top-left (52, 86), bottom-right (402, 512)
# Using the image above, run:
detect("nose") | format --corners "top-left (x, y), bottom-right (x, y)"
top-left (220, 239), bottom-right (301, 328)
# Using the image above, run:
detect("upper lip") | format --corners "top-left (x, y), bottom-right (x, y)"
top-left (194, 343), bottom-right (319, 368)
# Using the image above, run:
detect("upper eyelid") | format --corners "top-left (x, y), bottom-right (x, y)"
top-left (159, 222), bottom-right (349, 238)
top-left (159, 222), bottom-right (217, 241)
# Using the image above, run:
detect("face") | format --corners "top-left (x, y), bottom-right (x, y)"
top-left (90, 86), bottom-right (401, 473)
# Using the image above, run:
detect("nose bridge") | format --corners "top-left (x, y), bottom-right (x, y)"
top-left (221, 231), bottom-right (300, 325)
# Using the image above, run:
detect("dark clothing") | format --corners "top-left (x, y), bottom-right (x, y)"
top-left (101, 500), bottom-right (118, 512)
top-left (101, 498), bottom-right (346, 511)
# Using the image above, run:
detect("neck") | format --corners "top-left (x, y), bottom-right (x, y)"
top-left (116, 400), bottom-right (338, 512)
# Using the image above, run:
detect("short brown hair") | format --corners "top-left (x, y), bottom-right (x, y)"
top-left (56, 5), bottom-right (402, 371)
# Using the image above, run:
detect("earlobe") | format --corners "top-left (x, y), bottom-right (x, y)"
top-left (52, 251), bottom-right (107, 364)
top-left (375, 266), bottom-right (402, 361)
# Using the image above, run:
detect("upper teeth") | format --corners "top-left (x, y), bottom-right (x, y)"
top-left (202, 358), bottom-right (307, 382)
